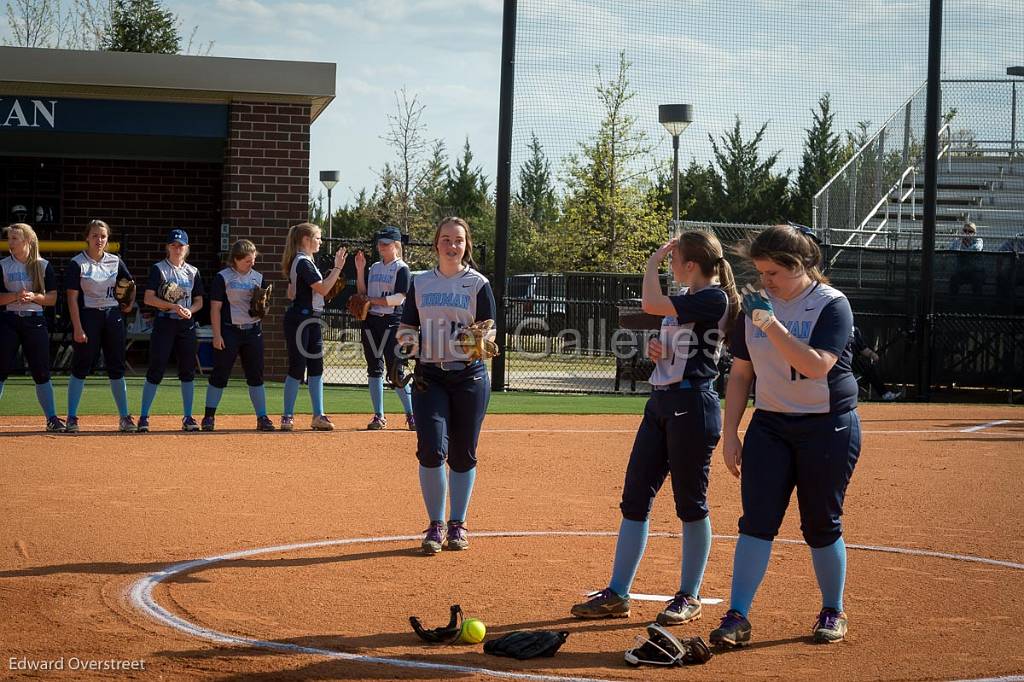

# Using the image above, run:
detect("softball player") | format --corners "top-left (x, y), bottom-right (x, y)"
top-left (355, 225), bottom-right (415, 431)
top-left (64, 219), bottom-right (136, 433)
top-left (280, 222), bottom-right (346, 431)
top-left (571, 231), bottom-right (738, 625)
top-left (398, 217), bottom-right (496, 555)
top-left (138, 229), bottom-right (205, 432)
top-left (710, 223), bottom-right (860, 647)
top-left (0, 223), bottom-right (64, 432)
top-left (202, 239), bottom-right (274, 431)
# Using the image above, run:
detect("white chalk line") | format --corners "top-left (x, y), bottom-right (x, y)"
top-left (961, 420), bottom-right (1012, 433)
top-left (129, 531), bottom-right (1024, 682)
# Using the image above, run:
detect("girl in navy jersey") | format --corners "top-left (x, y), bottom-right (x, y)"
top-left (398, 217), bottom-right (496, 555)
top-left (138, 229), bottom-right (205, 432)
top-left (64, 220), bottom-right (137, 433)
top-left (280, 222), bottom-right (346, 431)
top-left (709, 224), bottom-right (860, 647)
top-left (202, 239), bottom-right (275, 432)
top-left (571, 230), bottom-right (739, 625)
top-left (0, 224), bottom-right (64, 432)
top-left (354, 225), bottom-right (415, 431)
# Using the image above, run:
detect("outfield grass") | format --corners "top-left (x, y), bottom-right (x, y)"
top-left (0, 376), bottom-right (649, 416)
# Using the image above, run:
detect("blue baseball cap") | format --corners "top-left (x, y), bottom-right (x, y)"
top-left (168, 228), bottom-right (189, 245)
top-left (375, 225), bottom-right (402, 244)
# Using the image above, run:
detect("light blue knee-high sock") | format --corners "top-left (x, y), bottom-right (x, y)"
top-left (110, 378), bottom-right (129, 418)
top-left (729, 534), bottom-right (774, 617)
top-left (680, 516), bottom-right (713, 597)
top-left (609, 518), bottom-right (650, 597)
top-left (419, 464), bottom-right (448, 522)
top-left (448, 467), bottom-right (477, 522)
top-left (206, 385), bottom-right (224, 409)
top-left (67, 376), bottom-right (85, 417)
top-left (283, 376), bottom-right (301, 416)
top-left (308, 375), bottom-right (324, 416)
top-left (248, 385), bottom-right (268, 417)
top-left (810, 537), bottom-right (847, 612)
top-left (139, 380), bottom-right (159, 418)
top-left (180, 381), bottom-right (194, 418)
top-left (368, 376), bottom-right (384, 417)
top-left (35, 382), bottom-right (57, 418)
top-left (394, 383), bottom-right (413, 416)
top-left (0, 380), bottom-right (4, 401)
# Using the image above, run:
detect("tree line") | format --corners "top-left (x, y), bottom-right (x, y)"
top-left (316, 53), bottom-right (886, 275)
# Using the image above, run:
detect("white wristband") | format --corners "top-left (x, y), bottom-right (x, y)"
top-left (384, 293), bottom-right (406, 306)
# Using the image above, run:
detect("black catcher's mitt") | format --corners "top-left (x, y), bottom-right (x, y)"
top-left (156, 281), bottom-right (185, 304)
top-left (114, 278), bottom-right (135, 307)
top-left (249, 283), bottom-right (272, 319)
top-left (483, 631), bottom-right (569, 660)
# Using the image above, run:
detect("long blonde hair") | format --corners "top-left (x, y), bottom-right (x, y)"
top-left (5, 223), bottom-right (45, 293)
top-left (281, 222), bottom-right (320, 277)
top-left (677, 230), bottom-right (740, 326)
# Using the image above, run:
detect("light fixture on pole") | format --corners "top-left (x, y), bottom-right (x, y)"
top-left (658, 104), bottom-right (694, 236)
top-left (319, 170), bottom-right (341, 240)
top-left (1007, 66), bottom-right (1024, 76)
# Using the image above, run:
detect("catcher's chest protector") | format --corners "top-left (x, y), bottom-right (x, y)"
top-left (217, 267), bottom-right (264, 326)
top-left (155, 259), bottom-right (199, 308)
top-left (412, 267), bottom-right (489, 364)
top-left (71, 251), bottom-right (124, 309)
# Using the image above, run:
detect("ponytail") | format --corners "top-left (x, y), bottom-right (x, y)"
top-left (716, 257), bottom-right (741, 327)
top-left (281, 222), bottom-right (320, 277)
top-left (5, 223), bottom-right (45, 292)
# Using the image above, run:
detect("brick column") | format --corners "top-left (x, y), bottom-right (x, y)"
top-left (222, 101), bottom-right (311, 381)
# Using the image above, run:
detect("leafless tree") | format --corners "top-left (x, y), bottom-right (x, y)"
top-left (380, 87), bottom-right (430, 233)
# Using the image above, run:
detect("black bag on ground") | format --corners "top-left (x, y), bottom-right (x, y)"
top-left (483, 630), bottom-right (569, 659)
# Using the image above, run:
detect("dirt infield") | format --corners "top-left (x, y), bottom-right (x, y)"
top-left (1, 405), bottom-right (1023, 681)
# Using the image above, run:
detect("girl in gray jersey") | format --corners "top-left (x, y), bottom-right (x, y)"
top-left (398, 217), bottom-right (496, 555)
top-left (202, 240), bottom-right (275, 432)
top-left (710, 224), bottom-right (860, 648)
top-left (0, 223), bottom-right (63, 432)
top-left (354, 225), bottom-right (414, 430)
top-left (64, 220), bottom-right (136, 433)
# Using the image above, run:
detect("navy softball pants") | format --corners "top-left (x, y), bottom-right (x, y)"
top-left (0, 312), bottom-right (51, 384)
top-left (738, 409), bottom-right (862, 548)
top-left (620, 387), bottom-right (722, 523)
top-left (413, 361), bottom-right (490, 472)
top-left (209, 324), bottom-right (264, 388)
top-left (71, 307), bottom-right (126, 380)
top-left (146, 316), bottom-right (197, 384)
top-left (360, 313), bottom-right (402, 380)
top-left (283, 309), bottom-right (324, 380)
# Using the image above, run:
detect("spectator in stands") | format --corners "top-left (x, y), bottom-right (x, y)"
top-left (849, 326), bottom-right (901, 401)
top-left (948, 221), bottom-right (984, 296)
top-left (995, 231), bottom-right (1024, 291)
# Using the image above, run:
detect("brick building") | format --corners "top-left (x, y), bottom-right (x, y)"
top-left (0, 46), bottom-right (335, 379)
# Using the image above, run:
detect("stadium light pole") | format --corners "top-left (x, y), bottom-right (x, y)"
top-left (659, 104), bottom-right (693, 236)
top-left (319, 170), bottom-right (340, 240)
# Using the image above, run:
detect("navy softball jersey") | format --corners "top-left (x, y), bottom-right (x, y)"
top-left (144, 260), bottom-right (204, 386)
top-left (729, 282), bottom-right (857, 414)
top-left (289, 253), bottom-right (325, 313)
top-left (208, 267), bottom-right (266, 389)
top-left (365, 258), bottom-right (410, 316)
top-left (401, 267), bottom-right (496, 363)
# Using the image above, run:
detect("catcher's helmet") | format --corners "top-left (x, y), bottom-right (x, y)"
top-left (11, 204), bottom-right (28, 221)
top-left (625, 623), bottom-right (705, 667)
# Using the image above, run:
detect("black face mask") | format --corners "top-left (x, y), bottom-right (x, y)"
top-left (410, 604), bottom-right (463, 644)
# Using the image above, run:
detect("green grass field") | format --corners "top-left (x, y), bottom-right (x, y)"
top-left (0, 376), bottom-right (649, 416)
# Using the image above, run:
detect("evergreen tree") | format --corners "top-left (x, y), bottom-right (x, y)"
top-left (444, 137), bottom-right (490, 223)
top-left (792, 93), bottom-right (844, 225)
top-left (557, 52), bottom-right (669, 272)
top-left (708, 117), bottom-right (791, 224)
top-left (412, 139), bottom-right (449, 237)
top-left (516, 132), bottom-right (557, 228)
top-left (101, 0), bottom-right (179, 53)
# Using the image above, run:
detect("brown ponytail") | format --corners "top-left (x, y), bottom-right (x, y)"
top-left (676, 230), bottom-right (741, 326)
